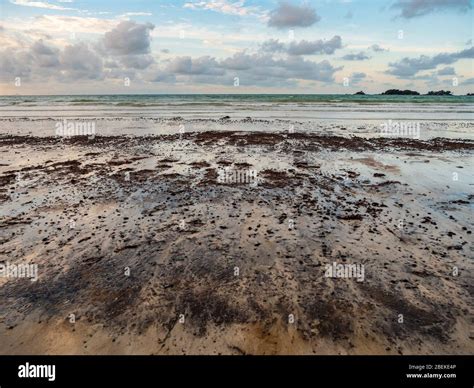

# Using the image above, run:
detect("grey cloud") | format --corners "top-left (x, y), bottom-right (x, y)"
top-left (106, 68), bottom-right (136, 80)
top-left (350, 72), bottom-right (367, 85)
top-left (369, 44), bottom-right (388, 52)
top-left (351, 72), bottom-right (366, 79)
top-left (103, 21), bottom-right (155, 55)
top-left (341, 51), bottom-right (371, 61)
top-left (1, 29), bottom-right (343, 89)
top-left (31, 40), bottom-right (60, 67)
top-left (220, 51), bottom-right (274, 70)
top-left (60, 43), bottom-right (103, 80)
top-left (104, 60), bottom-right (119, 68)
top-left (166, 56), bottom-right (225, 75)
top-left (223, 53), bottom-right (342, 83)
top-left (268, 1), bottom-right (320, 29)
top-left (281, 56), bottom-right (342, 82)
top-left (387, 47), bottom-right (474, 77)
top-left (437, 66), bottom-right (456, 75)
top-left (99, 21), bottom-right (156, 71)
top-left (392, 0), bottom-right (471, 19)
top-left (0, 40), bottom-right (103, 81)
top-left (119, 55), bottom-right (155, 69)
top-left (0, 48), bottom-right (33, 80)
top-left (261, 36), bottom-right (342, 56)
top-left (288, 36), bottom-right (342, 55)
top-left (150, 72), bottom-right (176, 83)
top-left (149, 51), bottom-right (342, 86)
top-left (261, 39), bottom-right (286, 53)
top-left (0, 39), bottom-right (61, 79)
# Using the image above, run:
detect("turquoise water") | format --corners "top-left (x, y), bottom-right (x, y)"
top-left (1, 94), bottom-right (473, 107)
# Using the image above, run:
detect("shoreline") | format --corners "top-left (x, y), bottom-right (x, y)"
top-left (1, 131), bottom-right (473, 355)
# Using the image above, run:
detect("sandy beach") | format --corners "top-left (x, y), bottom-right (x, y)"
top-left (2, 3), bottom-right (474, 385)
top-left (0, 117), bottom-right (473, 355)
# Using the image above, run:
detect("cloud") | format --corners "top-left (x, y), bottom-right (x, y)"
top-left (31, 39), bottom-right (60, 67)
top-left (391, 0), bottom-right (471, 19)
top-left (350, 72), bottom-right (366, 85)
top-left (119, 12), bottom-right (153, 18)
top-left (0, 19), bottom-right (342, 89)
top-left (288, 36), bottom-right (342, 55)
top-left (462, 77), bottom-right (474, 85)
top-left (147, 51), bottom-right (343, 87)
top-left (351, 72), bottom-right (366, 79)
top-left (344, 11), bottom-right (353, 19)
top-left (261, 39), bottom-right (286, 53)
top-left (119, 55), bottom-right (154, 69)
top-left (59, 42), bottom-right (103, 80)
top-left (437, 66), bottom-right (455, 75)
top-left (220, 51), bottom-right (257, 70)
top-left (9, 0), bottom-right (75, 10)
top-left (166, 56), bottom-right (224, 75)
top-left (1, 21), bottom-right (159, 82)
top-left (0, 48), bottom-right (33, 80)
top-left (0, 40), bottom-right (104, 82)
top-left (268, 1), bottom-right (320, 29)
top-left (369, 44), bottom-right (388, 52)
top-left (183, 0), bottom-right (260, 17)
top-left (261, 36), bottom-right (342, 55)
top-left (341, 51), bottom-right (371, 61)
top-left (222, 52), bottom-right (342, 83)
top-left (2, 15), bottom-right (119, 36)
top-left (102, 20), bottom-right (154, 56)
top-left (386, 47), bottom-right (474, 77)
top-left (148, 71), bottom-right (176, 83)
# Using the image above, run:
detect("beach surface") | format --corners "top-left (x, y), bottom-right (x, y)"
top-left (0, 111), bottom-right (473, 355)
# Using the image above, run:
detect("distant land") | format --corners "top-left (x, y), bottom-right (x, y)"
top-left (381, 89), bottom-right (420, 95)
top-left (351, 89), bottom-right (473, 96)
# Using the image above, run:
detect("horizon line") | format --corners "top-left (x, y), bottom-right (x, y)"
top-left (0, 91), bottom-right (471, 97)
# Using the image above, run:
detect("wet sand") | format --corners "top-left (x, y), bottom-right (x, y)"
top-left (0, 131), bottom-right (473, 355)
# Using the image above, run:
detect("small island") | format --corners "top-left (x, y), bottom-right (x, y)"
top-left (467, 93), bottom-right (474, 96)
top-left (426, 90), bottom-right (452, 96)
top-left (381, 89), bottom-right (420, 95)
top-left (354, 91), bottom-right (365, 95)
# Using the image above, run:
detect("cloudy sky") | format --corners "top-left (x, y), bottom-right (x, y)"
top-left (1, 0), bottom-right (473, 94)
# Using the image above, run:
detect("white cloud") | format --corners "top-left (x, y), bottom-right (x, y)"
top-left (10, 0), bottom-right (75, 11)
top-left (2, 15), bottom-right (119, 36)
top-left (119, 12), bottom-right (153, 18)
top-left (183, 0), bottom-right (261, 17)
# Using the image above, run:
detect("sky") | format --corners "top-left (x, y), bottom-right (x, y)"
top-left (0, 0), bottom-right (473, 95)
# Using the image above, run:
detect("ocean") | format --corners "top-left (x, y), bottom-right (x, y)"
top-left (0, 94), bottom-right (472, 140)
top-left (1, 94), bottom-right (474, 106)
